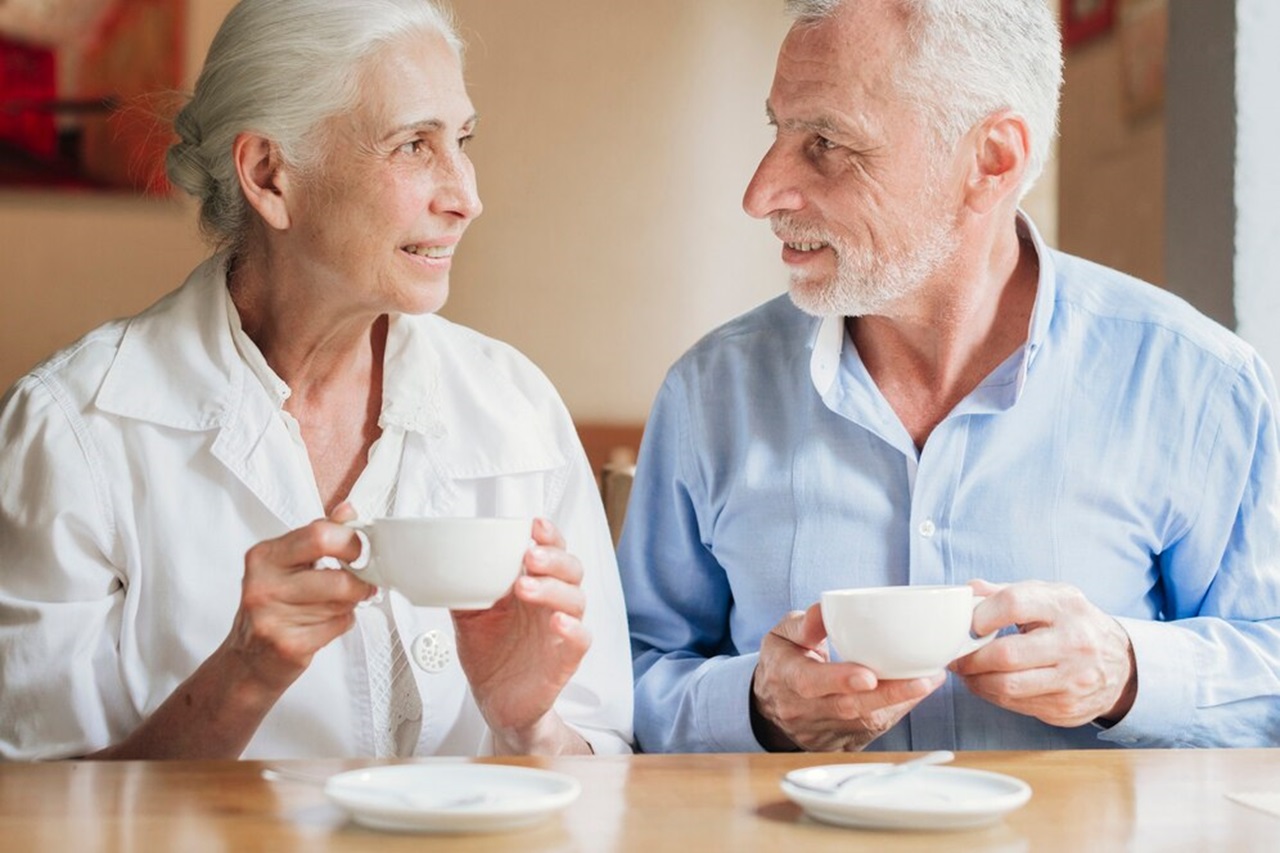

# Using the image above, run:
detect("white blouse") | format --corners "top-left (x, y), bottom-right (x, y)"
top-left (0, 254), bottom-right (634, 759)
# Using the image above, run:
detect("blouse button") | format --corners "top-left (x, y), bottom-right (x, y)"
top-left (411, 630), bottom-right (452, 673)
top-left (918, 519), bottom-right (937, 538)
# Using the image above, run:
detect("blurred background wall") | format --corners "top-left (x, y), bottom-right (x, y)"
top-left (0, 0), bottom-right (1233, 450)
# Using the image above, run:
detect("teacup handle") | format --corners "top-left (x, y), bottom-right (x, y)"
top-left (343, 519), bottom-right (375, 576)
top-left (954, 595), bottom-right (997, 657)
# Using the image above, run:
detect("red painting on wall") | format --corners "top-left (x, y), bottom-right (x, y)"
top-left (0, 0), bottom-right (184, 195)
top-left (1062, 0), bottom-right (1118, 48)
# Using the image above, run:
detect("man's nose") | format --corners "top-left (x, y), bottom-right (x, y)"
top-left (743, 143), bottom-right (804, 219)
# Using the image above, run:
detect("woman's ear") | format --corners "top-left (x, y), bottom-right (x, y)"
top-left (233, 132), bottom-right (292, 231)
top-left (962, 110), bottom-right (1031, 215)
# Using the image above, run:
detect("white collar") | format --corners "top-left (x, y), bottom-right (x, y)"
top-left (95, 252), bottom-right (563, 479)
top-left (807, 210), bottom-right (1058, 397)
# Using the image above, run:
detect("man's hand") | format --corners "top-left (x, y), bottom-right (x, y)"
top-left (752, 604), bottom-right (945, 752)
top-left (951, 580), bottom-right (1137, 727)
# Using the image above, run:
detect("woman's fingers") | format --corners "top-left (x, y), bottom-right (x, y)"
top-left (248, 519), bottom-right (365, 572)
top-left (530, 517), bottom-right (566, 550)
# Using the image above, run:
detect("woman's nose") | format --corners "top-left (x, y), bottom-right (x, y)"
top-left (433, 151), bottom-right (483, 221)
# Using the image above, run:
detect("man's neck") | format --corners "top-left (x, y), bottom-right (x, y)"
top-left (851, 218), bottom-right (1039, 448)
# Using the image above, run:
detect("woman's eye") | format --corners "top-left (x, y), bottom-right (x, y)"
top-left (458, 133), bottom-right (474, 151)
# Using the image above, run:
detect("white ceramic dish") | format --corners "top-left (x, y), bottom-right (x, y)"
top-left (324, 764), bottom-right (581, 833)
top-left (781, 764), bottom-right (1031, 831)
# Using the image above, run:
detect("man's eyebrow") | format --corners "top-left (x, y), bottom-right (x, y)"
top-left (764, 102), bottom-right (848, 138)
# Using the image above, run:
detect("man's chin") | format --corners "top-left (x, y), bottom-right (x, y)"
top-left (788, 276), bottom-right (863, 318)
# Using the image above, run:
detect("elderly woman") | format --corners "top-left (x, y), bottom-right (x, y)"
top-left (0, 0), bottom-right (632, 759)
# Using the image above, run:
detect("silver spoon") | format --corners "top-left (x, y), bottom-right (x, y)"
top-left (262, 766), bottom-right (489, 810)
top-left (784, 749), bottom-right (956, 796)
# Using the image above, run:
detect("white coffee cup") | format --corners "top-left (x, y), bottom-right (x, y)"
top-left (346, 517), bottom-right (532, 609)
top-left (820, 585), bottom-right (995, 679)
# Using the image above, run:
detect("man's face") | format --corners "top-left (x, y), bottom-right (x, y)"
top-left (742, 3), bottom-right (961, 318)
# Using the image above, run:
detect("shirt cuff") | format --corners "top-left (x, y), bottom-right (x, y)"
top-left (695, 652), bottom-right (766, 752)
top-left (1095, 616), bottom-right (1195, 747)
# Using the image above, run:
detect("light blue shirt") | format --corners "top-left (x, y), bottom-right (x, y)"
top-left (619, 218), bottom-right (1280, 752)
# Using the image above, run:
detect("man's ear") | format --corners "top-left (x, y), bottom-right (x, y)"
top-left (233, 132), bottom-right (292, 231)
top-left (962, 110), bottom-right (1030, 215)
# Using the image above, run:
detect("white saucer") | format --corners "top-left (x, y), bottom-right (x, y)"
top-left (324, 764), bottom-right (581, 833)
top-left (781, 764), bottom-right (1031, 831)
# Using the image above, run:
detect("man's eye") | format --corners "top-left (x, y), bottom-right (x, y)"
top-left (458, 133), bottom-right (474, 150)
top-left (397, 140), bottom-right (424, 155)
top-left (813, 135), bottom-right (839, 152)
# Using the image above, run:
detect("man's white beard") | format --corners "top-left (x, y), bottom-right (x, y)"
top-left (781, 210), bottom-right (960, 318)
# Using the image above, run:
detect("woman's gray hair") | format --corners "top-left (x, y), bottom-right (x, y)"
top-left (785, 0), bottom-right (1063, 198)
top-left (166, 0), bottom-right (462, 248)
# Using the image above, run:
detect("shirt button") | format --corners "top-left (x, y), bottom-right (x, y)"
top-left (918, 519), bottom-right (937, 538)
top-left (411, 630), bottom-right (452, 673)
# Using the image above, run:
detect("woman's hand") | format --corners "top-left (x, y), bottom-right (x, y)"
top-left (224, 503), bottom-right (376, 698)
top-left (451, 518), bottom-right (592, 754)
top-left (86, 505), bottom-right (374, 759)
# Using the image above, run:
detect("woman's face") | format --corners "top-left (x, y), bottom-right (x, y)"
top-left (284, 30), bottom-right (482, 318)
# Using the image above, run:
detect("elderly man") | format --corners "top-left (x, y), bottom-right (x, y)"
top-left (619, 0), bottom-right (1280, 753)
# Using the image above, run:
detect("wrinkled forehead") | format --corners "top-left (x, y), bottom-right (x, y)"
top-left (773, 5), bottom-right (910, 112)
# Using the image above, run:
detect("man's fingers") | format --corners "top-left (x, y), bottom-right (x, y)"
top-left (770, 603), bottom-right (829, 652)
top-left (970, 581), bottom-right (1063, 636)
top-left (961, 665), bottom-right (1061, 702)
top-left (787, 658), bottom-right (879, 699)
top-left (796, 672), bottom-right (943, 726)
top-left (876, 671), bottom-right (947, 704)
top-left (951, 629), bottom-right (1061, 676)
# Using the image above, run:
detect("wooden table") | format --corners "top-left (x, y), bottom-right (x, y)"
top-left (1, 750), bottom-right (1278, 851)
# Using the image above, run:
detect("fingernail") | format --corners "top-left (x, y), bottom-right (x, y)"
top-left (527, 547), bottom-right (549, 567)
top-left (518, 576), bottom-right (538, 595)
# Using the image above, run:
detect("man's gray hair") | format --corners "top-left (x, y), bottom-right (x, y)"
top-left (166, 0), bottom-right (462, 248)
top-left (785, 0), bottom-right (1063, 198)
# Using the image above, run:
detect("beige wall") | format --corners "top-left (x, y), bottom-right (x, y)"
top-left (0, 0), bottom-right (792, 421)
top-left (1, 0), bottom-right (1066, 423)
top-left (1058, 21), bottom-right (1166, 285)
top-left (443, 0), bottom-right (790, 422)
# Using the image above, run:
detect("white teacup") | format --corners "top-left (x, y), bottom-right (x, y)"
top-left (820, 585), bottom-right (995, 679)
top-left (347, 517), bottom-right (532, 609)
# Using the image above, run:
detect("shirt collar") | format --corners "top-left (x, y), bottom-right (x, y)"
top-left (1018, 211), bottom-right (1057, 369)
top-left (96, 253), bottom-right (563, 481)
top-left (225, 288), bottom-right (291, 410)
top-left (808, 210), bottom-right (1058, 399)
